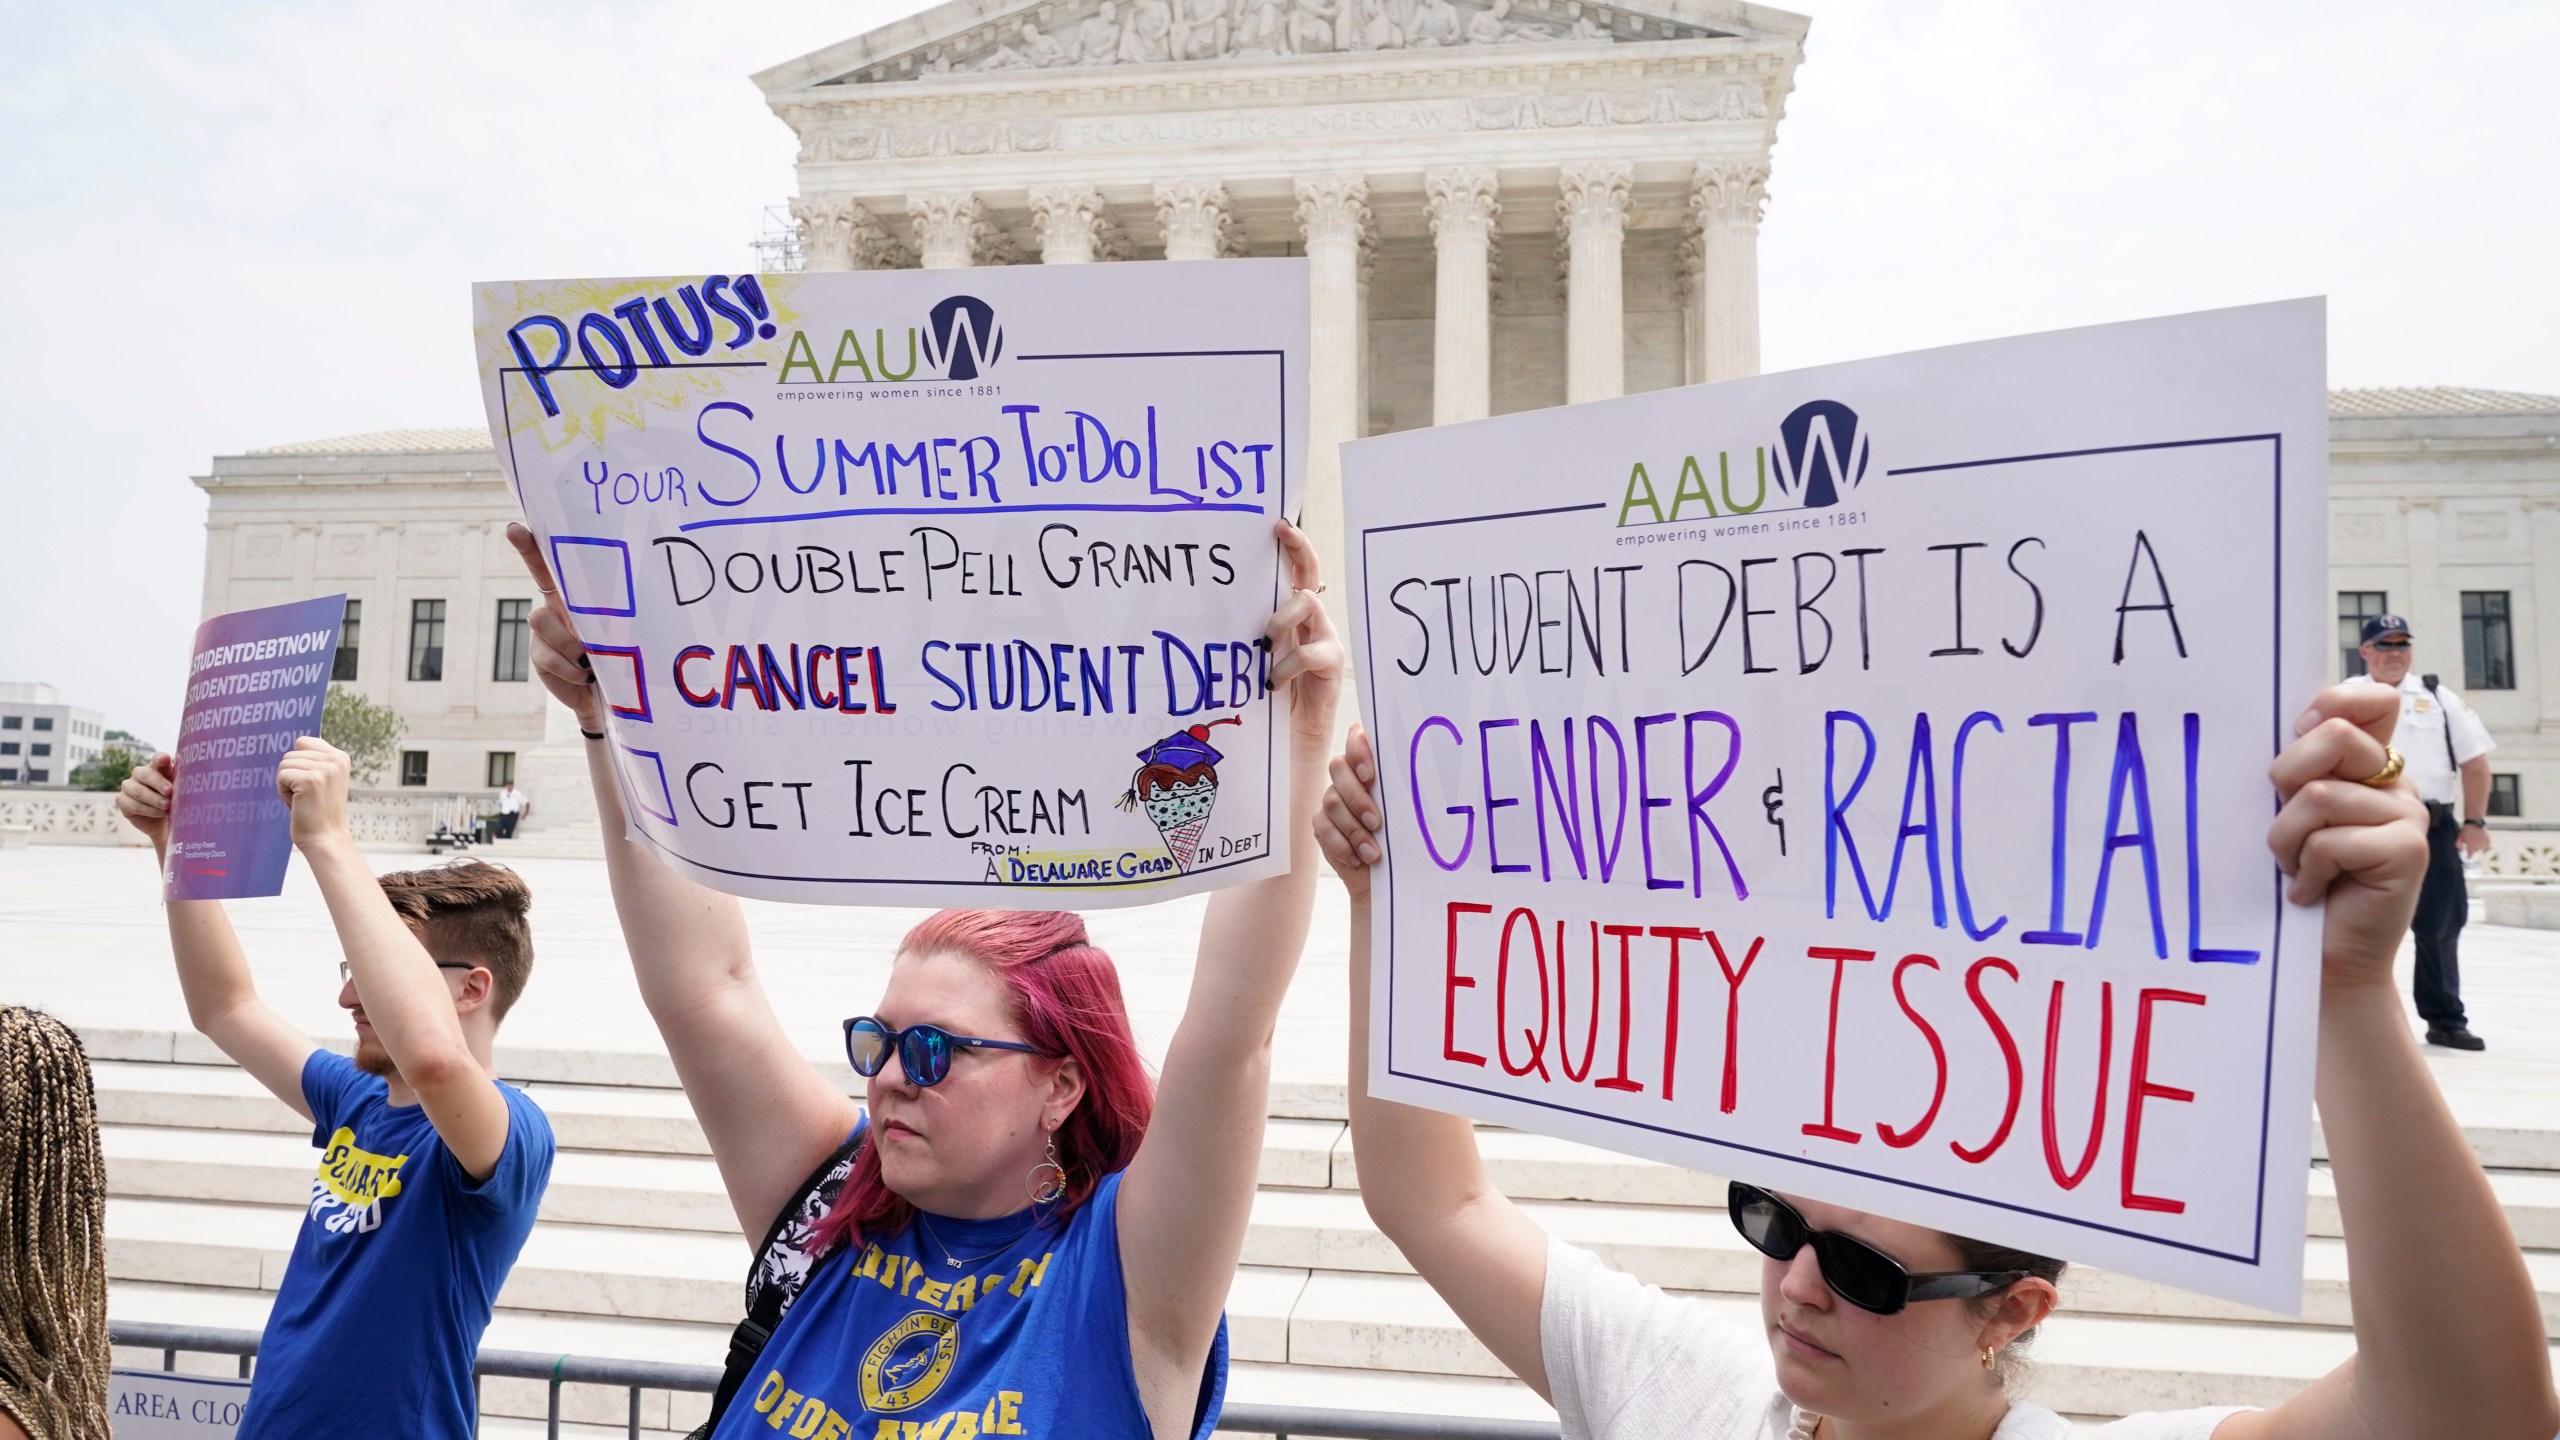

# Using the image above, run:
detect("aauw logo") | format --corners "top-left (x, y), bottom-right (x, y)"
top-left (921, 295), bottom-right (1003, 380)
top-left (1773, 399), bottom-right (1870, 509)
top-left (778, 294), bottom-right (1005, 386)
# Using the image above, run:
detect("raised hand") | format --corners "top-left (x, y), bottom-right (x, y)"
top-left (117, 753), bottom-right (179, 850)
top-left (274, 737), bottom-right (355, 849)
top-left (1313, 722), bottom-right (1382, 901)
top-left (2266, 683), bottom-right (2429, 994)
top-left (503, 523), bottom-right (603, 732)
top-left (1265, 520), bottom-right (1344, 746)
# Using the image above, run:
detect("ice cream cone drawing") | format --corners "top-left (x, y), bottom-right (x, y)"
top-left (1116, 717), bottom-right (1242, 871)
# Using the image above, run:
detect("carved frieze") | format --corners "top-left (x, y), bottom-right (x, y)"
top-left (832, 0), bottom-right (1738, 82)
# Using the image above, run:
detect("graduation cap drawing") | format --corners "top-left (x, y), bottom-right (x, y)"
top-left (1116, 717), bottom-right (1243, 871)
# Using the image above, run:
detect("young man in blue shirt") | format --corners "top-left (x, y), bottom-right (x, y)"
top-left (120, 738), bottom-right (556, 1438)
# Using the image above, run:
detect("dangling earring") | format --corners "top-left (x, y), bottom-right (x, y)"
top-left (1027, 1136), bottom-right (1067, 1205)
top-left (1980, 1345), bottom-right (1997, 1371)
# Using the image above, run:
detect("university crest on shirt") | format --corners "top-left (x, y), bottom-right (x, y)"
top-left (862, 1310), bottom-right (960, 1412)
top-left (308, 1126), bottom-right (408, 1235)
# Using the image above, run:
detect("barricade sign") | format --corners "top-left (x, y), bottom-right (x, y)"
top-left (1344, 300), bottom-right (2329, 1311)
top-left (473, 261), bottom-right (1306, 906)
top-left (111, 1369), bottom-right (251, 1437)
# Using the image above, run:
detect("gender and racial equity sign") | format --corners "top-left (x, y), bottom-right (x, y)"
top-left (1345, 301), bottom-right (2330, 1311)
top-left (473, 262), bottom-right (1306, 906)
top-left (165, 595), bottom-right (347, 902)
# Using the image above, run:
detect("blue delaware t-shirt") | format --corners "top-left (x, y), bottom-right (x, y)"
top-left (239, 1049), bottom-right (555, 1440)
top-left (719, 1169), bottom-right (1227, 1440)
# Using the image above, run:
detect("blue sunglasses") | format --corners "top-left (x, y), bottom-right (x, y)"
top-left (843, 1016), bottom-right (1054, 1087)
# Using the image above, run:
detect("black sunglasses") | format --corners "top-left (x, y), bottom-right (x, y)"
top-left (1728, 1182), bottom-right (2028, 1316)
top-left (843, 1016), bottom-right (1053, 1088)
top-left (2369, 639), bottom-right (2412, 651)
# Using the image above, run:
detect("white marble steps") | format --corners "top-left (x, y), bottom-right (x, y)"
top-left (94, 1061), bottom-right (2560, 1250)
top-left (2306, 1161), bottom-right (2560, 1249)
top-left (100, 1124), bottom-right (741, 1234)
top-left (1237, 1187), bottom-right (2560, 1333)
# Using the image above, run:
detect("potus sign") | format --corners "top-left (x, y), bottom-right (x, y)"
top-left (1345, 301), bottom-right (2330, 1312)
top-left (474, 261), bottom-right (1307, 906)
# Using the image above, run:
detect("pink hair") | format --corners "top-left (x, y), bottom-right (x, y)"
top-left (808, 910), bottom-right (1154, 1257)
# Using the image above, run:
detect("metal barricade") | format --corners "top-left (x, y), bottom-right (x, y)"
top-left (108, 1320), bottom-right (1560, 1440)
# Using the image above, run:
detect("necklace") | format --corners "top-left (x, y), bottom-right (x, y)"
top-left (916, 1212), bottom-right (1038, 1271)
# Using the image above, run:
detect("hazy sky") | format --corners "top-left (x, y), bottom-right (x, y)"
top-left (3, 0), bottom-right (2553, 740)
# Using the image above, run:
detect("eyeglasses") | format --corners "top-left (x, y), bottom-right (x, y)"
top-left (2370, 639), bottom-right (2411, 651)
top-left (843, 1016), bottom-right (1054, 1088)
top-left (338, 960), bottom-right (479, 985)
top-left (1728, 1182), bottom-right (2028, 1316)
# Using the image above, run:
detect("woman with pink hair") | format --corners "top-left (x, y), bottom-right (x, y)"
top-left (509, 521), bottom-right (1343, 1440)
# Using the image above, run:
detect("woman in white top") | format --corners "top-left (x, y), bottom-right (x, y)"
top-left (1312, 683), bottom-right (2560, 1440)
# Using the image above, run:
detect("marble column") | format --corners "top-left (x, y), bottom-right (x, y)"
top-left (2401, 496), bottom-right (2448, 671)
top-left (1693, 161), bottom-right (1769, 382)
top-left (1677, 230), bottom-right (1705, 385)
top-left (908, 191), bottom-right (985, 269)
top-left (1294, 174), bottom-right (1370, 624)
top-left (370, 522), bottom-right (405, 704)
top-left (792, 196), bottom-right (888, 272)
top-left (1557, 161), bottom-right (1631, 405)
top-left (2527, 499), bottom-right (2560, 739)
top-left (1029, 184), bottom-right (1106, 264)
top-left (1155, 181), bottom-right (1236, 261)
top-left (1425, 168), bottom-right (1499, 425)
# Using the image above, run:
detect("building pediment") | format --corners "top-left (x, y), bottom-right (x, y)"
top-left (754, 0), bottom-right (1807, 88)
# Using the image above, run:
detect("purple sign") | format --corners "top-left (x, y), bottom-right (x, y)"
top-left (165, 595), bottom-right (346, 901)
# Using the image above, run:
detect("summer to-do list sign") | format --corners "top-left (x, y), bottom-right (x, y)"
top-left (1345, 301), bottom-right (2330, 1312)
top-left (165, 595), bottom-right (347, 901)
top-left (473, 262), bottom-right (1305, 906)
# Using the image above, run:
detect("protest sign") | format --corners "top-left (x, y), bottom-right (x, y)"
top-left (165, 595), bottom-right (346, 901)
top-left (1345, 301), bottom-right (2329, 1312)
top-left (473, 262), bottom-right (1305, 907)
top-left (111, 1369), bottom-right (251, 1437)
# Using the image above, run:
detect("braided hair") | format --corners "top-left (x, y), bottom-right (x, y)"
top-left (0, 1008), bottom-right (109, 1440)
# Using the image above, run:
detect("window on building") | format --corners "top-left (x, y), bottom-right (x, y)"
top-left (408, 600), bottom-right (446, 682)
top-left (0, 743), bottom-right (14, 756)
top-left (334, 599), bottom-right (363, 682)
top-left (2460, 591), bottom-right (2515, 691)
top-left (487, 751), bottom-right (517, 787)
top-left (0, 769), bottom-right (14, 782)
top-left (492, 599), bottom-right (531, 682)
top-left (400, 750), bottom-right (429, 787)
top-left (0, 716), bottom-right (18, 730)
top-left (31, 717), bottom-right (50, 731)
top-left (27, 770), bottom-right (46, 783)
top-left (2337, 591), bottom-right (2388, 679)
top-left (2489, 773), bottom-right (2522, 819)
top-left (30, 744), bottom-right (48, 757)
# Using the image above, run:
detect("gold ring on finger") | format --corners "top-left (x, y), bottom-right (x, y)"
top-left (2357, 746), bottom-right (2405, 789)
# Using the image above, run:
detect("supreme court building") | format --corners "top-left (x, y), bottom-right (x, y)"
top-left (187, 2), bottom-right (2560, 848)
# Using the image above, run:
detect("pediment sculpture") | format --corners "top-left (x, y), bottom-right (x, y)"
top-left (871, 0), bottom-right (1727, 78)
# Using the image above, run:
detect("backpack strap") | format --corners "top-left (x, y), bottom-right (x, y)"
top-left (693, 1126), bottom-right (868, 1437)
top-left (2421, 674), bottom-right (2461, 777)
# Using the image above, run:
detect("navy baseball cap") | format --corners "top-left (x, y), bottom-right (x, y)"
top-left (2360, 614), bottom-right (2413, 643)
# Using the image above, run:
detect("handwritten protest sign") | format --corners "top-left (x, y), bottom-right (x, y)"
top-left (111, 1369), bottom-right (250, 1437)
top-left (165, 595), bottom-right (346, 901)
top-left (1346, 301), bottom-right (2328, 1312)
top-left (474, 262), bottom-right (1305, 906)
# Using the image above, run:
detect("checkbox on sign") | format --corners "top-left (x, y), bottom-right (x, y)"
top-left (585, 644), bottom-right (650, 723)
top-left (549, 536), bottom-right (636, 617)
top-left (619, 746), bottom-right (677, 826)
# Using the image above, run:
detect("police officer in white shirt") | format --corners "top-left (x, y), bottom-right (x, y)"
top-left (494, 778), bottom-right (529, 835)
top-left (2354, 613), bottom-right (2496, 1050)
